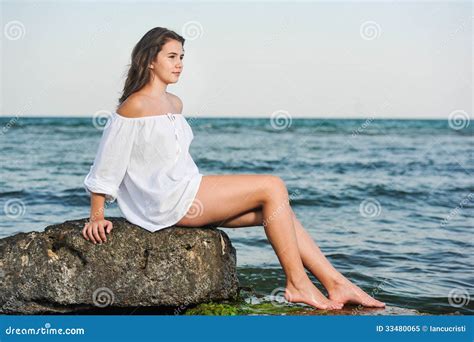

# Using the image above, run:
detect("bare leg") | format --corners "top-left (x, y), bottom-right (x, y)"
top-left (176, 174), bottom-right (343, 310)
top-left (259, 189), bottom-right (343, 310)
top-left (215, 207), bottom-right (385, 307)
top-left (290, 212), bottom-right (386, 307)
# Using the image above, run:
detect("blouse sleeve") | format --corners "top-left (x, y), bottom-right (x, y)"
top-left (83, 117), bottom-right (137, 203)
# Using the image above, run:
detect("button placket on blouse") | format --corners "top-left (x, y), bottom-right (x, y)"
top-left (167, 113), bottom-right (182, 162)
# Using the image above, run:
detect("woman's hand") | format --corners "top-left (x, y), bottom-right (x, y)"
top-left (82, 219), bottom-right (113, 244)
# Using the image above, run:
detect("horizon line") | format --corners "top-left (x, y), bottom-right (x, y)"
top-left (0, 115), bottom-right (464, 121)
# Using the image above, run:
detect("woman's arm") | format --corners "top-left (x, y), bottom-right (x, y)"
top-left (82, 191), bottom-right (113, 244)
top-left (82, 116), bottom-right (138, 244)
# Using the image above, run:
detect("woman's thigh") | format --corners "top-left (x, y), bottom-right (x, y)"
top-left (213, 206), bottom-right (297, 228)
top-left (215, 207), bottom-right (264, 228)
top-left (175, 174), bottom-right (285, 227)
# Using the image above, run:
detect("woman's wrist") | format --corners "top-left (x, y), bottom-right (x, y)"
top-left (89, 216), bottom-right (105, 222)
top-left (89, 200), bottom-right (105, 220)
top-left (89, 209), bottom-right (105, 222)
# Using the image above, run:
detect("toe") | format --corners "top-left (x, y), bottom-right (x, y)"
top-left (327, 302), bottom-right (342, 310)
top-left (365, 299), bottom-right (385, 307)
top-left (376, 301), bottom-right (386, 307)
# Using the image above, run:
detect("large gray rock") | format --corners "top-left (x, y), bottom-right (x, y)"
top-left (0, 217), bottom-right (239, 314)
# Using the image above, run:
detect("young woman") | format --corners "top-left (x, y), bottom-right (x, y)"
top-left (83, 27), bottom-right (385, 310)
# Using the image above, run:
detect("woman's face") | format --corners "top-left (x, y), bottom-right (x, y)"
top-left (150, 39), bottom-right (184, 84)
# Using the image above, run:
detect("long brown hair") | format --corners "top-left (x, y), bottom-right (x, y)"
top-left (118, 27), bottom-right (185, 105)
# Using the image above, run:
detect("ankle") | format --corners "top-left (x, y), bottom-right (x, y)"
top-left (286, 274), bottom-right (312, 290)
top-left (326, 275), bottom-right (347, 291)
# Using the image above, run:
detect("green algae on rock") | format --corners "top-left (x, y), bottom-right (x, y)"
top-left (184, 292), bottom-right (424, 316)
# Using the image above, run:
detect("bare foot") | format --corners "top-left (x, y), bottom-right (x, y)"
top-left (328, 279), bottom-right (386, 308)
top-left (285, 281), bottom-right (344, 310)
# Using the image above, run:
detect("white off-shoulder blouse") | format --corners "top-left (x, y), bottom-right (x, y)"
top-left (83, 111), bottom-right (204, 232)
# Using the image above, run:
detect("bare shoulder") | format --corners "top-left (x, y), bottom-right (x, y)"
top-left (166, 92), bottom-right (183, 114)
top-left (116, 94), bottom-right (150, 118)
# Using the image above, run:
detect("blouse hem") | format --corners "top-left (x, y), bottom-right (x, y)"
top-left (119, 173), bottom-right (204, 233)
top-left (83, 179), bottom-right (117, 203)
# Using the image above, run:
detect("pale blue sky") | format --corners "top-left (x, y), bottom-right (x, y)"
top-left (1, 0), bottom-right (472, 119)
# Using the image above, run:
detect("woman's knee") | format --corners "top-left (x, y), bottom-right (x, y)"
top-left (176, 174), bottom-right (288, 227)
top-left (261, 175), bottom-right (289, 203)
